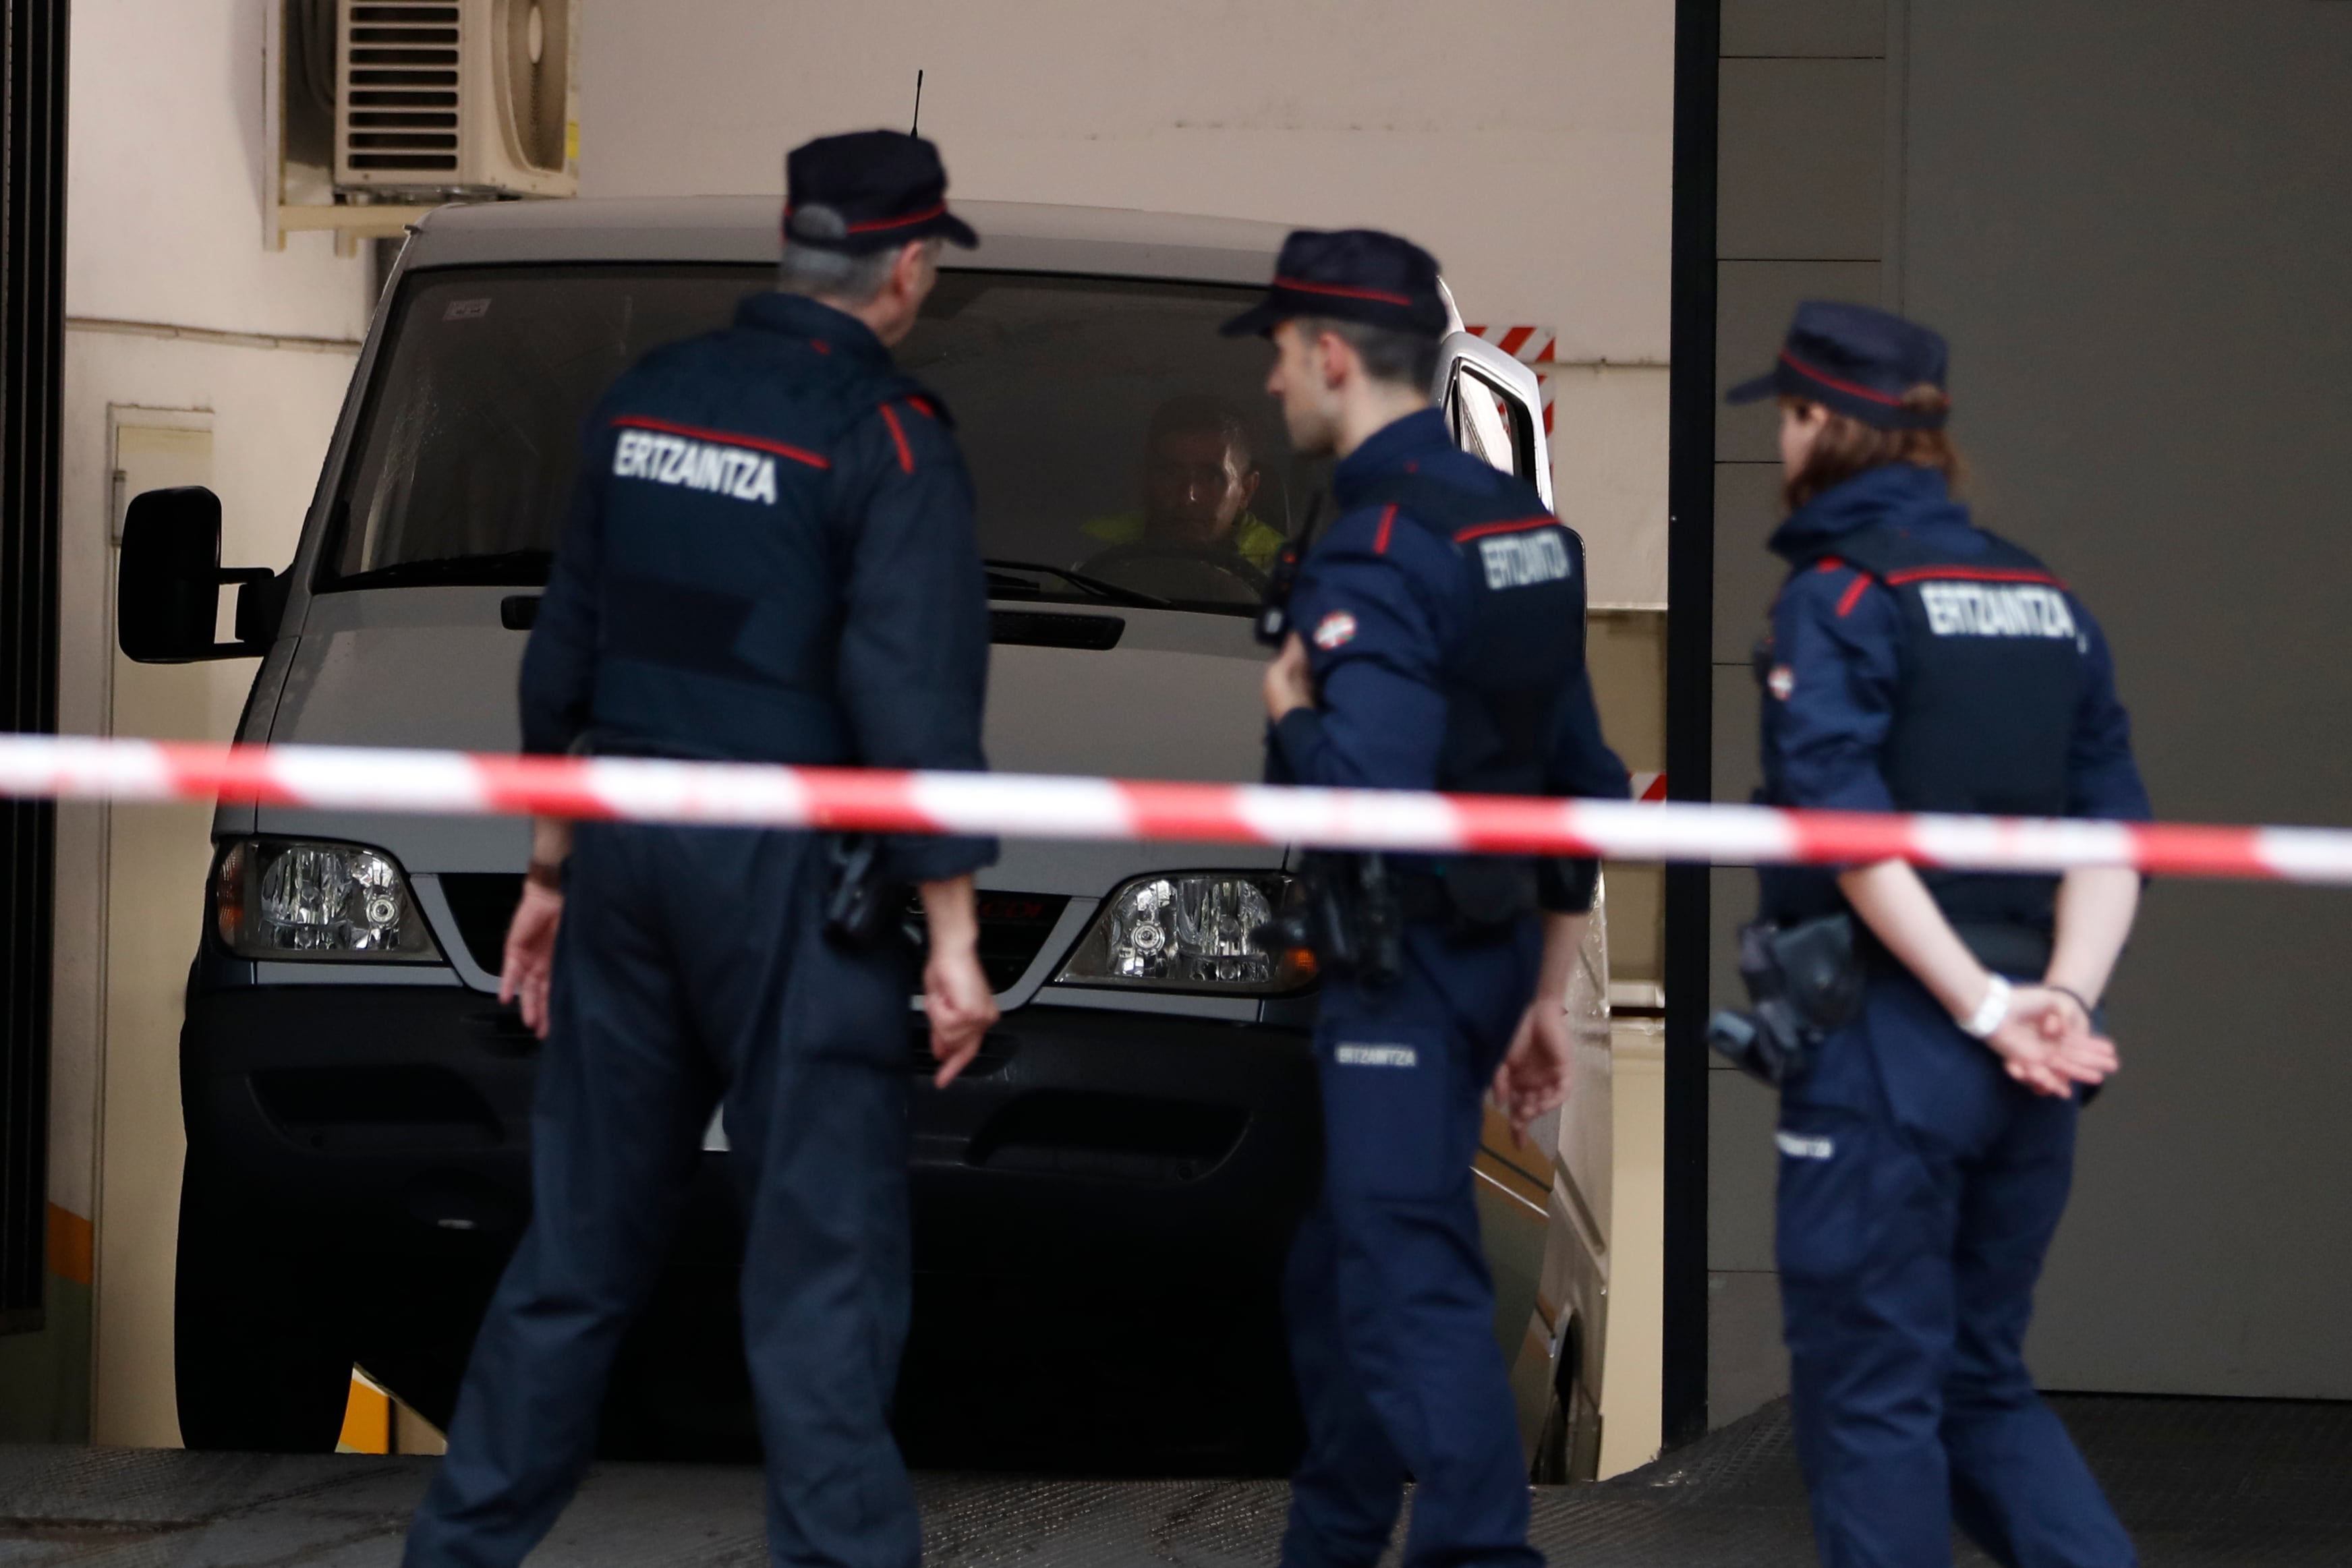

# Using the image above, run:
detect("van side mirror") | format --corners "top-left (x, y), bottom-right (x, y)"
top-left (117, 486), bottom-right (288, 662)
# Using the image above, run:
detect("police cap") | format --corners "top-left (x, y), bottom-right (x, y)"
top-left (783, 130), bottom-right (979, 254)
top-left (1726, 301), bottom-right (1951, 430)
top-left (1220, 228), bottom-right (1450, 340)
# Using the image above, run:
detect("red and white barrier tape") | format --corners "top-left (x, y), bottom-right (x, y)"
top-left (2, 734), bottom-right (2349, 885)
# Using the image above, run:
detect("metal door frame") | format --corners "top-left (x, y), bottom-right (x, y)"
top-left (1662, 0), bottom-right (1721, 1449)
top-left (1, 0), bottom-right (71, 1337)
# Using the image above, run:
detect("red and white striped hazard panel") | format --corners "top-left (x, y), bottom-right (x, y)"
top-left (1464, 324), bottom-right (1559, 365)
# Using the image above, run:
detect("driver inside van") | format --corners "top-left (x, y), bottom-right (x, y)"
top-left (1079, 393), bottom-right (1286, 574)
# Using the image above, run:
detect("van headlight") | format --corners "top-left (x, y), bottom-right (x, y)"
top-left (213, 839), bottom-right (440, 962)
top-left (1053, 872), bottom-right (1315, 995)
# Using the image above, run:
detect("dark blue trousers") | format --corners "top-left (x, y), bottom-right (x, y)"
top-left (1282, 921), bottom-right (1545, 1568)
top-left (1776, 971), bottom-right (2136, 1568)
top-left (405, 823), bottom-right (919, 1568)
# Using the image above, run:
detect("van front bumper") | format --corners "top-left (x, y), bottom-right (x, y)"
top-left (180, 983), bottom-right (1320, 1468)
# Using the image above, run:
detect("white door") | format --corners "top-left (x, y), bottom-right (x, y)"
top-left (88, 410), bottom-right (246, 1449)
top-left (1432, 331), bottom-right (1617, 1466)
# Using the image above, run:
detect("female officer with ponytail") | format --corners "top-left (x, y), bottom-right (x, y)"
top-left (1727, 302), bottom-right (2150, 1567)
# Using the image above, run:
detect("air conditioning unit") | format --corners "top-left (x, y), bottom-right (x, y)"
top-left (334, 0), bottom-right (577, 199)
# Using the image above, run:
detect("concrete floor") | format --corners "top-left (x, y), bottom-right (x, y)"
top-left (3, 1395), bottom-right (2347, 1566)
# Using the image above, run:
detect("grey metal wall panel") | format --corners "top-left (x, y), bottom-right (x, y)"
top-left (1717, 260), bottom-right (1881, 459)
top-left (1710, 867), bottom-right (1755, 1020)
top-left (2037, 879), bottom-right (2352, 1394)
top-left (1712, 666), bottom-right (1762, 805)
top-left (1901, 1), bottom-right (2352, 1397)
top-left (1708, 1269), bottom-right (1787, 1426)
top-left (1718, 61), bottom-right (1885, 262)
top-left (1712, 811), bottom-right (1789, 1405)
top-left (1721, 0), bottom-right (1884, 60)
top-left (1713, 462), bottom-right (1787, 660)
top-left (1709, 1074), bottom-right (1780, 1272)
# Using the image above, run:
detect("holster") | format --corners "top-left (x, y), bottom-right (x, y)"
top-left (822, 834), bottom-right (906, 950)
top-left (1706, 912), bottom-right (1867, 1086)
top-left (1396, 859), bottom-right (1539, 938)
top-left (1258, 851), bottom-right (1404, 989)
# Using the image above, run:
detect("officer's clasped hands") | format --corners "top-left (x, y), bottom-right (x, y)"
top-left (1983, 987), bottom-right (2119, 1099)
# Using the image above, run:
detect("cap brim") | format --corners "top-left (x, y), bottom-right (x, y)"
top-left (933, 210), bottom-right (980, 249)
top-left (1724, 370), bottom-right (1781, 405)
top-left (1218, 299), bottom-right (1286, 339)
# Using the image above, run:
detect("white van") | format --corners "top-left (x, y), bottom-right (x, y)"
top-left (119, 197), bottom-right (1614, 1475)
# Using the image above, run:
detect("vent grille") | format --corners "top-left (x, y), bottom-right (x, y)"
top-left (438, 875), bottom-right (1072, 999)
top-left (345, 2), bottom-right (461, 171)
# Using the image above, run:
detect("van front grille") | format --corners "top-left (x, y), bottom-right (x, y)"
top-left (437, 872), bottom-right (521, 977)
top-left (973, 893), bottom-right (1073, 990)
top-left (344, 2), bottom-right (461, 171)
top-left (437, 873), bottom-right (1072, 998)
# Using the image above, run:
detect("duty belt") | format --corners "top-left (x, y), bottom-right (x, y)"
top-left (1862, 919), bottom-right (2054, 980)
top-left (1392, 861), bottom-right (1539, 932)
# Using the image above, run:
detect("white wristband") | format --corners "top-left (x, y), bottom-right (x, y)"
top-left (1960, 974), bottom-right (2012, 1039)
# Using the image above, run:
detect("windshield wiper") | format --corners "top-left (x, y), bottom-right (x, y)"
top-left (981, 558), bottom-right (1170, 610)
top-left (328, 548), bottom-right (554, 591)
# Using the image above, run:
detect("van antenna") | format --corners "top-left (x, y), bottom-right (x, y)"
top-left (911, 69), bottom-right (924, 136)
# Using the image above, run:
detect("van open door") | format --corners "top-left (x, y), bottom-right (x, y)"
top-left (1435, 322), bottom-right (1607, 1477)
top-left (1434, 330), bottom-right (1553, 509)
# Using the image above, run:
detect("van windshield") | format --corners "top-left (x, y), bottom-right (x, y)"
top-left (324, 264), bottom-right (1328, 614)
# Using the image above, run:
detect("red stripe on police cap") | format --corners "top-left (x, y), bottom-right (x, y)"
top-left (1274, 276), bottom-right (1415, 308)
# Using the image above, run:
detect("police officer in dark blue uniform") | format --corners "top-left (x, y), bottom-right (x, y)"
top-left (1228, 230), bottom-right (1629, 1568)
top-left (1727, 301), bottom-right (2149, 1566)
top-left (403, 132), bottom-right (1000, 1568)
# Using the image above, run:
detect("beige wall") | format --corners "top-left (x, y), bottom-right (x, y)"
top-left (573, 0), bottom-right (1675, 606)
top-left (66, 0), bottom-right (367, 339)
top-left (1589, 610), bottom-right (1666, 987)
top-left (51, 0), bottom-right (370, 1445)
